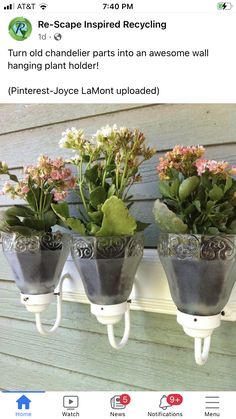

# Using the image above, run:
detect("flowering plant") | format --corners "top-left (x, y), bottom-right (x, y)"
top-left (153, 145), bottom-right (236, 234)
top-left (0, 156), bottom-right (76, 235)
top-left (53, 125), bottom-right (156, 236)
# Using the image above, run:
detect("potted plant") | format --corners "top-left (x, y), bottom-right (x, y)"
top-left (153, 145), bottom-right (236, 364)
top-left (0, 156), bottom-right (75, 333)
top-left (53, 125), bottom-right (155, 348)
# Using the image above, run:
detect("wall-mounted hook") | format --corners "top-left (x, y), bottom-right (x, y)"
top-left (177, 310), bottom-right (221, 366)
top-left (91, 301), bottom-right (131, 350)
top-left (21, 274), bottom-right (70, 336)
top-left (194, 336), bottom-right (211, 365)
top-left (107, 304), bottom-right (130, 350)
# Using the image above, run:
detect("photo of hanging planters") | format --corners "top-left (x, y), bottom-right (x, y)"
top-left (153, 146), bottom-right (236, 364)
top-left (0, 156), bottom-right (74, 313)
top-left (54, 124), bottom-right (156, 348)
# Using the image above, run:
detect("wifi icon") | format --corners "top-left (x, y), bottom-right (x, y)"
top-left (39, 3), bottom-right (48, 10)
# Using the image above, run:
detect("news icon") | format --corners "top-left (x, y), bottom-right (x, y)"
top-left (110, 395), bottom-right (126, 410)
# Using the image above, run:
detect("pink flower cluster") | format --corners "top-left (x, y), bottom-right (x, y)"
top-left (157, 145), bottom-right (236, 181)
top-left (1, 155), bottom-right (76, 202)
top-left (157, 145), bottom-right (205, 179)
top-left (194, 159), bottom-right (231, 177)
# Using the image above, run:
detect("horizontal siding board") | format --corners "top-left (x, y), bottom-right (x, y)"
top-left (0, 316), bottom-right (235, 390)
top-left (0, 104), bottom-right (145, 135)
top-left (0, 353), bottom-right (144, 391)
top-left (0, 282), bottom-right (235, 358)
top-left (1, 104), bottom-right (236, 167)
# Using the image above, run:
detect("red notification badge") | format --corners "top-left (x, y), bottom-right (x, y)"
top-left (120, 394), bottom-right (131, 406)
top-left (167, 394), bottom-right (183, 406)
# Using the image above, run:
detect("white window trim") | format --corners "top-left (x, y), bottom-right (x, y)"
top-left (62, 249), bottom-right (236, 321)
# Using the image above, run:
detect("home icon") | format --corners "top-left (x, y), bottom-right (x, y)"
top-left (16, 395), bottom-right (31, 410)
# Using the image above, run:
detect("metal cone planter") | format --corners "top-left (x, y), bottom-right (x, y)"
top-left (158, 233), bottom-right (236, 365)
top-left (2, 232), bottom-right (70, 335)
top-left (71, 233), bottom-right (144, 349)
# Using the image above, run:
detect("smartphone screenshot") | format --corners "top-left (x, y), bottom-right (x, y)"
top-left (0, 1), bottom-right (235, 418)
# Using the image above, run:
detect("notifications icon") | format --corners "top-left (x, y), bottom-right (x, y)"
top-left (159, 394), bottom-right (183, 410)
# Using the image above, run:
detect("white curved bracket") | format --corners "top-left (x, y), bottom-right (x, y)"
top-left (34, 275), bottom-right (67, 336)
top-left (107, 304), bottom-right (131, 350)
top-left (194, 336), bottom-right (211, 365)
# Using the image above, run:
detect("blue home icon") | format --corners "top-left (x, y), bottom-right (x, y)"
top-left (16, 395), bottom-right (31, 410)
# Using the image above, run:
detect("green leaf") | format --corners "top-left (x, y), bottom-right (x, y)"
top-left (184, 203), bottom-right (196, 216)
top-left (170, 179), bottom-right (180, 197)
top-left (105, 163), bottom-right (116, 174)
top-left (90, 186), bottom-right (106, 208)
top-left (26, 190), bottom-right (38, 211)
top-left (82, 155), bottom-right (90, 163)
top-left (107, 184), bottom-right (116, 198)
top-left (5, 215), bottom-right (22, 226)
top-left (159, 181), bottom-right (172, 198)
top-left (201, 174), bottom-right (211, 189)
top-left (66, 218), bottom-right (86, 234)
top-left (9, 225), bottom-right (34, 236)
top-left (88, 210), bottom-right (103, 224)
top-left (207, 227), bottom-right (220, 234)
top-left (51, 202), bottom-right (85, 234)
top-left (209, 184), bottom-right (224, 202)
top-left (163, 199), bottom-right (178, 211)
top-left (87, 222), bottom-right (100, 235)
top-left (206, 201), bottom-right (216, 210)
top-left (22, 218), bottom-right (45, 231)
top-left (153, 199), bottom-right (188, 234)
top-left (0, 212), bottom-right (12, 233)
top-left (5, 205), bottom-right (34, 218)
top-left (8, 174), bottom-right (18, 182)
top-left (96, 196), bottom-right (137, 236)
top-left (84, 165), bottom-right (99, 183)
top-left (43, 210), bottom-right (57, 229)
top-left (193, 200), bottom-right (201, 212)
top-left (51, 202), bottom-right (70, 220)
top-left (179, 176), bottom-right (200, 201)
top-left (43, 193), bottom-right (52, 212)
top-left (229, 219), bottom-right (236, 233)
top-left (26, 187), bottom-right (41, 211)
top-left (224, 177), bottom-right (233, 193)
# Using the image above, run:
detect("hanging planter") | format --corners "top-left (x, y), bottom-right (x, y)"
top-left (2, 231), bottom-right (70, 332)
top-left (158, 233), bottom-right (236, 364)
top-left (71, 233), bottom-right (144, 348)
top-left (53, 124), bottom-right (155, 348)
top-left (154, 145), bottom-right (236, 365)
top-left (0, 156), bottom-right (75, 335)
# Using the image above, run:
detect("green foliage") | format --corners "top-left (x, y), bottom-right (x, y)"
top-left (153, 200), bottom-right (188, 234)
top-left (57, 125), bottom-right (156, 236)
top-left (179, 176), bottom-right (199, 201)
top-left (96, 196), bottom-right (137, 236)
top-left (0, 156), bottom-right (74, 236)
top-left (51, 202), bottom-right (86, 235)
top-left (155, 148), bottom-right (236, 234)
top-left (0, 204), bottom-right (59, 236)
top-left (90, 186), bottom-right (106, 208)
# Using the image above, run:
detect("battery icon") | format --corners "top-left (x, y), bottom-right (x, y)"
top-left (217, 2), bottom-right (233, 9)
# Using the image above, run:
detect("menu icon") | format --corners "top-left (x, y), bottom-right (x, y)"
top-left (205, 395), bottom-right (220, 411)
